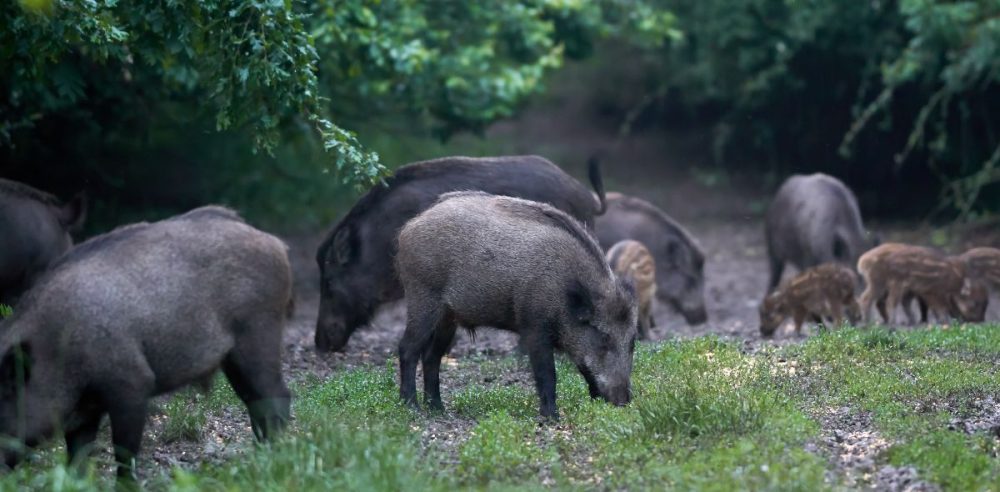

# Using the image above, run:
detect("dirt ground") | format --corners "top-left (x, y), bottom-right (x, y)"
top-left (134, 70), bottom-right (1000, 487)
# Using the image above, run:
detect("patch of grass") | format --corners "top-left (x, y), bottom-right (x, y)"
top-left (4, 327), bottom-right (1000, 490)
top-left (887, 430), bottom-right (1000, 490)
top-left (160, 391), bottom-right (207, 443)
top-left (457, 411), bottom-right (555, 485)
top-left (159, 373), bottom-right (243, 443)
top-left (451, 385), bottom-right (537, 420)
top-left (556, 338), bottom-right (828, 490)
top-left (785, 325), bottom-right (1000, 490)
top-left (0, 303), bottom-right (11, 318)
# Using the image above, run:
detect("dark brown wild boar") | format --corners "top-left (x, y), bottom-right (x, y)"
top-left (759, 263), bottom-right (859, 337)
top-left (595, 192), bottom-right (707, 325)
top-left (0, 206), bottom-right (292, 482)
top-left (857, 243), bottom-right (987, 325)
top-left (396, 192), bottom-right (636, 420)
top-left (606, 240), bottom-right (656, 340)
top-left (315, 155), bottom-right (607, 353)
top-left (0, 179), bottom-right (86, 304)
top-left (765, 174), bottom-right (877, 293)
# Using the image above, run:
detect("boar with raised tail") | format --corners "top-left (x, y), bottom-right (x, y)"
top-left (396, 192), bottom-right (636, 420)
top-left (765, 174), bottom-right (877, 293)
top-left (759, 263), bottom-right (860, 337)
top-left (315, 155), bottom-right (607, 353)
top-left (0, 179), bottom-right (86, 304)
top-left (595, 192), bottom-right (707, 325)
top-left (606, 240), bottom-right (657, 340)
top-left (858, 243), bottom-right (987, 325)
top-left (0, 206), bottom-right (292, 481)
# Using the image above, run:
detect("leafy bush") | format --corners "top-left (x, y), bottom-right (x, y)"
top-left (1, 0), bottom-right (678, 228)
top-left (639, 0), bottom-right (1000, 217)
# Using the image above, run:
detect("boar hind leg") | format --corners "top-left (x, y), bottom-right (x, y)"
top-left (399, 298), bottom-right (444, 408)
top-left (222, 332), bottom-right (291, 441)
top-left (422, 315), bottom-right (457, 411)
top-left (66, 409), bottom-right (104, 470)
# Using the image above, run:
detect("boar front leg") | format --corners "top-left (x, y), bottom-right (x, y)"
top-left (65, 409), bottom-right (104, 470)
top-left (767, 257), bottom-right (784, 293)
top-left (523, 330), bottom-right (558, 420)
top-left (859, 285), bottom-right (879, 325)
top-left (108, 396), bottom-right (149, 482)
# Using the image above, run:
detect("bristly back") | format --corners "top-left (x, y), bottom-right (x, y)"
top-left (316, 155), bottom-right (552, 264)
top-left (174, 205), bottom-right (245, 223)
top-left (610, 193), bottom-right (705, 257)
top-left (491, 195), bottom-right (609, 269)
top-left (0, 178), bottom-right (62, 207)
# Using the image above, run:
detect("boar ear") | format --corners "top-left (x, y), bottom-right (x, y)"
top-left (0, 342), bottom-right (32, 393)
top-left (567, 280), bottom-right (595, 324)
top-left (332, 226), bottom-right (353, 266)
top-left (58, 192), bottom-right (88, 232)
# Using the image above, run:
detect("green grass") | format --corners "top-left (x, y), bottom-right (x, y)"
top-left (3, 327), bottom-right (1000, 490)
top-left (0, 304), bottom-right (11, 318)
top-left (785, 325), bottom-right (1000, 489)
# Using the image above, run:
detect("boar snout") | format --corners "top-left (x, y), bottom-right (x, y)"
top-left (314, 303), bottom-right (351, 353)
top-left (603, 384), bottom-right (632, 406)
top-left (682, 304), bottom-right (708, 325)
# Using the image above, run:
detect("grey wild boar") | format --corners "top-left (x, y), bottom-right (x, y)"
top-left (0, 179), bottom-right (86, 304)
top-left (396, 192), bottom-right (636, 419)
top-left (315, 155), bottom-right (607, 352)
top-left (858, 243), bottom-right (987, 325)
top-left (765, 174), bottom-right (877, 292)
top-left (759, 263), bottom-right (860, 337)
top-left (0, 206), bottom-right (292, 481)
top-left (595, 192), bottom-right (707, 325)
top-left (606, 240), bottom-right (657, 340)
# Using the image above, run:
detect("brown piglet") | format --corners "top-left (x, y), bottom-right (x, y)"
top-left (760, 263), bottom-right (859, 337)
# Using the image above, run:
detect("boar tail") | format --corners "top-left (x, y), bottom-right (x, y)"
top-left (588, 155), bottom-right (607, 215)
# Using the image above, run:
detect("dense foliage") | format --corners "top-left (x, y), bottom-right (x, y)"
top-left (0, 0), bottom-right (676, 227)
top-left (642, 0), bottom-right (1000, 217)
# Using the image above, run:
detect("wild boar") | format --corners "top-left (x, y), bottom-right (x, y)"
top-left (606, 240), bottom-right (657, 340)
top-left (765, 173), bottom-right (877, 292)
top-left (315, 155), bottom-right (607, 352)
top-left (759, 263), bottom-right (860, 337)
top-left (595, 192), bottom-right (707, 325)
top-left (0, 206), bottom-right (292, 481)
top-left (959, 247), bottom-right (1000, 292)
top-left (0, 179), bottom-right (86, 304)
top-left (396, 192), bottom-right (636, 419)
top-left (858, 243), bottom-right (987, 325)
